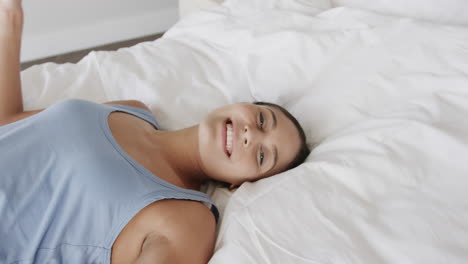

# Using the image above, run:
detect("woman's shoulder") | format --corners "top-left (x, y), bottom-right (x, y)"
top-left (141, 199), bottom-right (216, 261)
top-left (141, 199), bottom-right (216, 233)
top-left (104, 99), bottom-right (151, 113)
top-left (112, 199), bottom-right (216, 263)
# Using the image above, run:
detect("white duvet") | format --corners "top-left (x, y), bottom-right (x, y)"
top-left (21, 1), bottom-right (468, 263)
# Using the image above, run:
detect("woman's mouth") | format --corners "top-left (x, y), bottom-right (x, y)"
top-left (224, 119), bottom-right (234, 157)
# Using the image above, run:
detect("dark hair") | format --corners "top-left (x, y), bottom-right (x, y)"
top-left (253, 101), bottom-right (310, 172)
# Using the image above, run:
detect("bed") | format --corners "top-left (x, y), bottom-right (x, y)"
top-left (21, 0), bottom-right (468, 263)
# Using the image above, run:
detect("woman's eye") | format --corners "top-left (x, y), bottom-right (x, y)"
top-left (259, 148), bottom-right (265, 165)
top-left (259, 112), bottom-right (265, 129)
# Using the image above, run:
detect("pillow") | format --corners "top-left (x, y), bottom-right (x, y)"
top-left (332, 0), bottom-right (468, 25)
top-left (223, 0), bottom-right (333, 16)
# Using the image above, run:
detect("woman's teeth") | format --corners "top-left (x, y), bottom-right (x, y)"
top-left (226, 123), bottom-right (233, 155)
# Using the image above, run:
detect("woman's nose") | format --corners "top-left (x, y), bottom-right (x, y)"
top-left (243, 125), bottom-right (257, 147)
top-left (243, 125), bottom-right (249, 147)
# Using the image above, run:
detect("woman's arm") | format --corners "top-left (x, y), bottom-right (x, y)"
top-left (0, 0), bottom-right (24, 122)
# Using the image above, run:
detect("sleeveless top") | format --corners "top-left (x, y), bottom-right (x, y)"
top-left (0, 98), bottom-right (218, 264)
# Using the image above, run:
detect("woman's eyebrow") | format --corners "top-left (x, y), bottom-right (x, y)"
top-left (266, 146), bottom-right (278, 175)
top-left (267, 107), bottom-right (277, 129)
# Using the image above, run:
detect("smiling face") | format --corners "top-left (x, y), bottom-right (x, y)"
top-left (197, 103), bottom-right (302, 186)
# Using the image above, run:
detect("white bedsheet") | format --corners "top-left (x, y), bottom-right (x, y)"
top-left (21, 1), bottom-right (468, 263)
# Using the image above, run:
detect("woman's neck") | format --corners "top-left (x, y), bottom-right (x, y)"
top-left (148, 125), bottom-right (209, 190)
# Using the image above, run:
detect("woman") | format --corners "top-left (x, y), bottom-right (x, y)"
top-left (0, 1), bottom-right (310, 263)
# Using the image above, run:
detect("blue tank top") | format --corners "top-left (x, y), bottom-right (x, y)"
top-left (0, 98), bottom-right (218, 264)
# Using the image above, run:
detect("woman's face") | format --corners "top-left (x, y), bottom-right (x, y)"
top-left (197, 103), bottom-right (302, 186)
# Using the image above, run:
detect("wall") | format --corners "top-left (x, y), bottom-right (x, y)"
top-left (21, 0), bottom-right (178, 62)
top-left (179, 0), bottom-right (223, 18)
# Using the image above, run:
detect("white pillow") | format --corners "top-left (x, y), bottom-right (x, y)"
top-left (332, 0), bottom-right (468, 25)
top-left (224, 0), bottom-right (333, 16)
